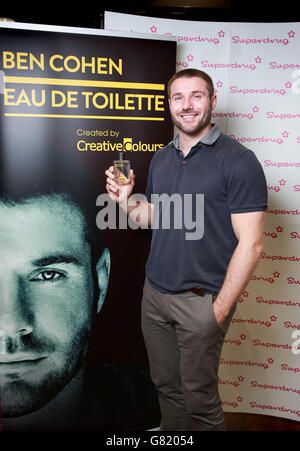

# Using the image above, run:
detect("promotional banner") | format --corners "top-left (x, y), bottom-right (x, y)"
top-left (105, 12), bottom-right (300, 423)
top-left (0, 21), bottom-right (176, 430)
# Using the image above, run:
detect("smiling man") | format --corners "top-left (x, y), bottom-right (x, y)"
top-left (106, 68), bottom-right (268, 431)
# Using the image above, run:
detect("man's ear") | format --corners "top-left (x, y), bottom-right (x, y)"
top-left (95, 248), bottom-right (110, 314)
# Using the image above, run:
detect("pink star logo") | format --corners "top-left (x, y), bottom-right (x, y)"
top-left (240, 334), bottom-right (247, 340)
top-left (276, 226), bottom-right (283, 233)
top-left (279, 179), bottom-right (286, 186)
top-left (288, 30), bottom-right (295, 38)
top-left (150, 25), bottom-right (157, 33)
top-left (285, 81), bottom-right (292, 89)
top-left (237, 376), bottom-right (244, 382)
top-left (282, 130), bottom-right (289, 138)
top-left (187, 54), bottom-right (194, 62)
top-left (252, 106), bottom-right (259, 113)
top-left (270, 315), bottom-right (277, 322)
top-left (255, 56), bottom-right (262, 64)
top-left (267, 358), bottom-right (274, 364)
top-left (243, 291), bottom-right (249, 297)
top-left (216, 80), bottom-right (223, 88)
top-left (273, 271), bottom-right (280, 278)
top-left (218, 30), bottom-right (225, 38)
top-left (237, 396), bottom-right (243, 403)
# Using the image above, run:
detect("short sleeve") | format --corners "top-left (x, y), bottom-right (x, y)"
top-left (227, 150), bottom-right (268, 213)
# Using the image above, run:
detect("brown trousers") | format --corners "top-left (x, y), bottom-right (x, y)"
top-left (141, 278), bottom-right (235, 431)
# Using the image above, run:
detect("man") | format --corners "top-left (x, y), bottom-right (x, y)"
top-left (105, 68), bottom-right (267, 431)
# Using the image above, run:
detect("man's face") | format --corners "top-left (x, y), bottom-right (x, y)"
top-left (168, 76), bottom-right (216, 136)
top-left (0, 196), bottom-right (101, 417)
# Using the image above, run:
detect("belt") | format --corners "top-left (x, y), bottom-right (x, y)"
top-left (189, 286), bottom-right (206, 297)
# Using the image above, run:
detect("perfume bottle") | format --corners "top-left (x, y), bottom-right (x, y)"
top-left (113, 152), bottom-right (130, 185)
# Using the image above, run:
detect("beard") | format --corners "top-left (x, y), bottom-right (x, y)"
top-left (171, 104), bottom-right (213, 136)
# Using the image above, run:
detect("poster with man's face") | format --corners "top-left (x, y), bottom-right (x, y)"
top-left (0, 22), bottom-right (176, 430)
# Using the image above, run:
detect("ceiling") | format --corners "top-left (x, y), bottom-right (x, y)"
top-left (1, 0), bottom-right (299, 29)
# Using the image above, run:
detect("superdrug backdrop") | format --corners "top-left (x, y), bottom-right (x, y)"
top-left (0, 21), bottom-right (176, 430)
top-left (105, 12), bottom-right (300, 423)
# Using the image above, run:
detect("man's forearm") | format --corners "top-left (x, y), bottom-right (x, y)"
top-left (213, 239), bottom-right (263, 326)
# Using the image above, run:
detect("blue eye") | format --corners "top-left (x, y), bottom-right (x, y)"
top-left (31, 271), bottom-right (65, 282)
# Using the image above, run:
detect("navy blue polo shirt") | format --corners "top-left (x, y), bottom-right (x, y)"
top-left (145, 124), bottom-right (268, 295)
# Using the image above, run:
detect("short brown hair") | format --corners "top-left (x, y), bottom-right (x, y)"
top-left (167, 68), bottom-right (215, 99)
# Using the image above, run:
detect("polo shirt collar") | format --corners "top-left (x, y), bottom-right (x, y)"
top-left (173, 124), bottom-right (221, 150)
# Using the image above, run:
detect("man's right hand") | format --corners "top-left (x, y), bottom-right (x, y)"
top-left (105, 165), bottom-right (135, 205)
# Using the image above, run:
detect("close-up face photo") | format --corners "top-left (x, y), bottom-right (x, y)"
top-left (0, 195), bottom-right (99, 417)
top-left (168, 76), bottom-right (216, 136)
